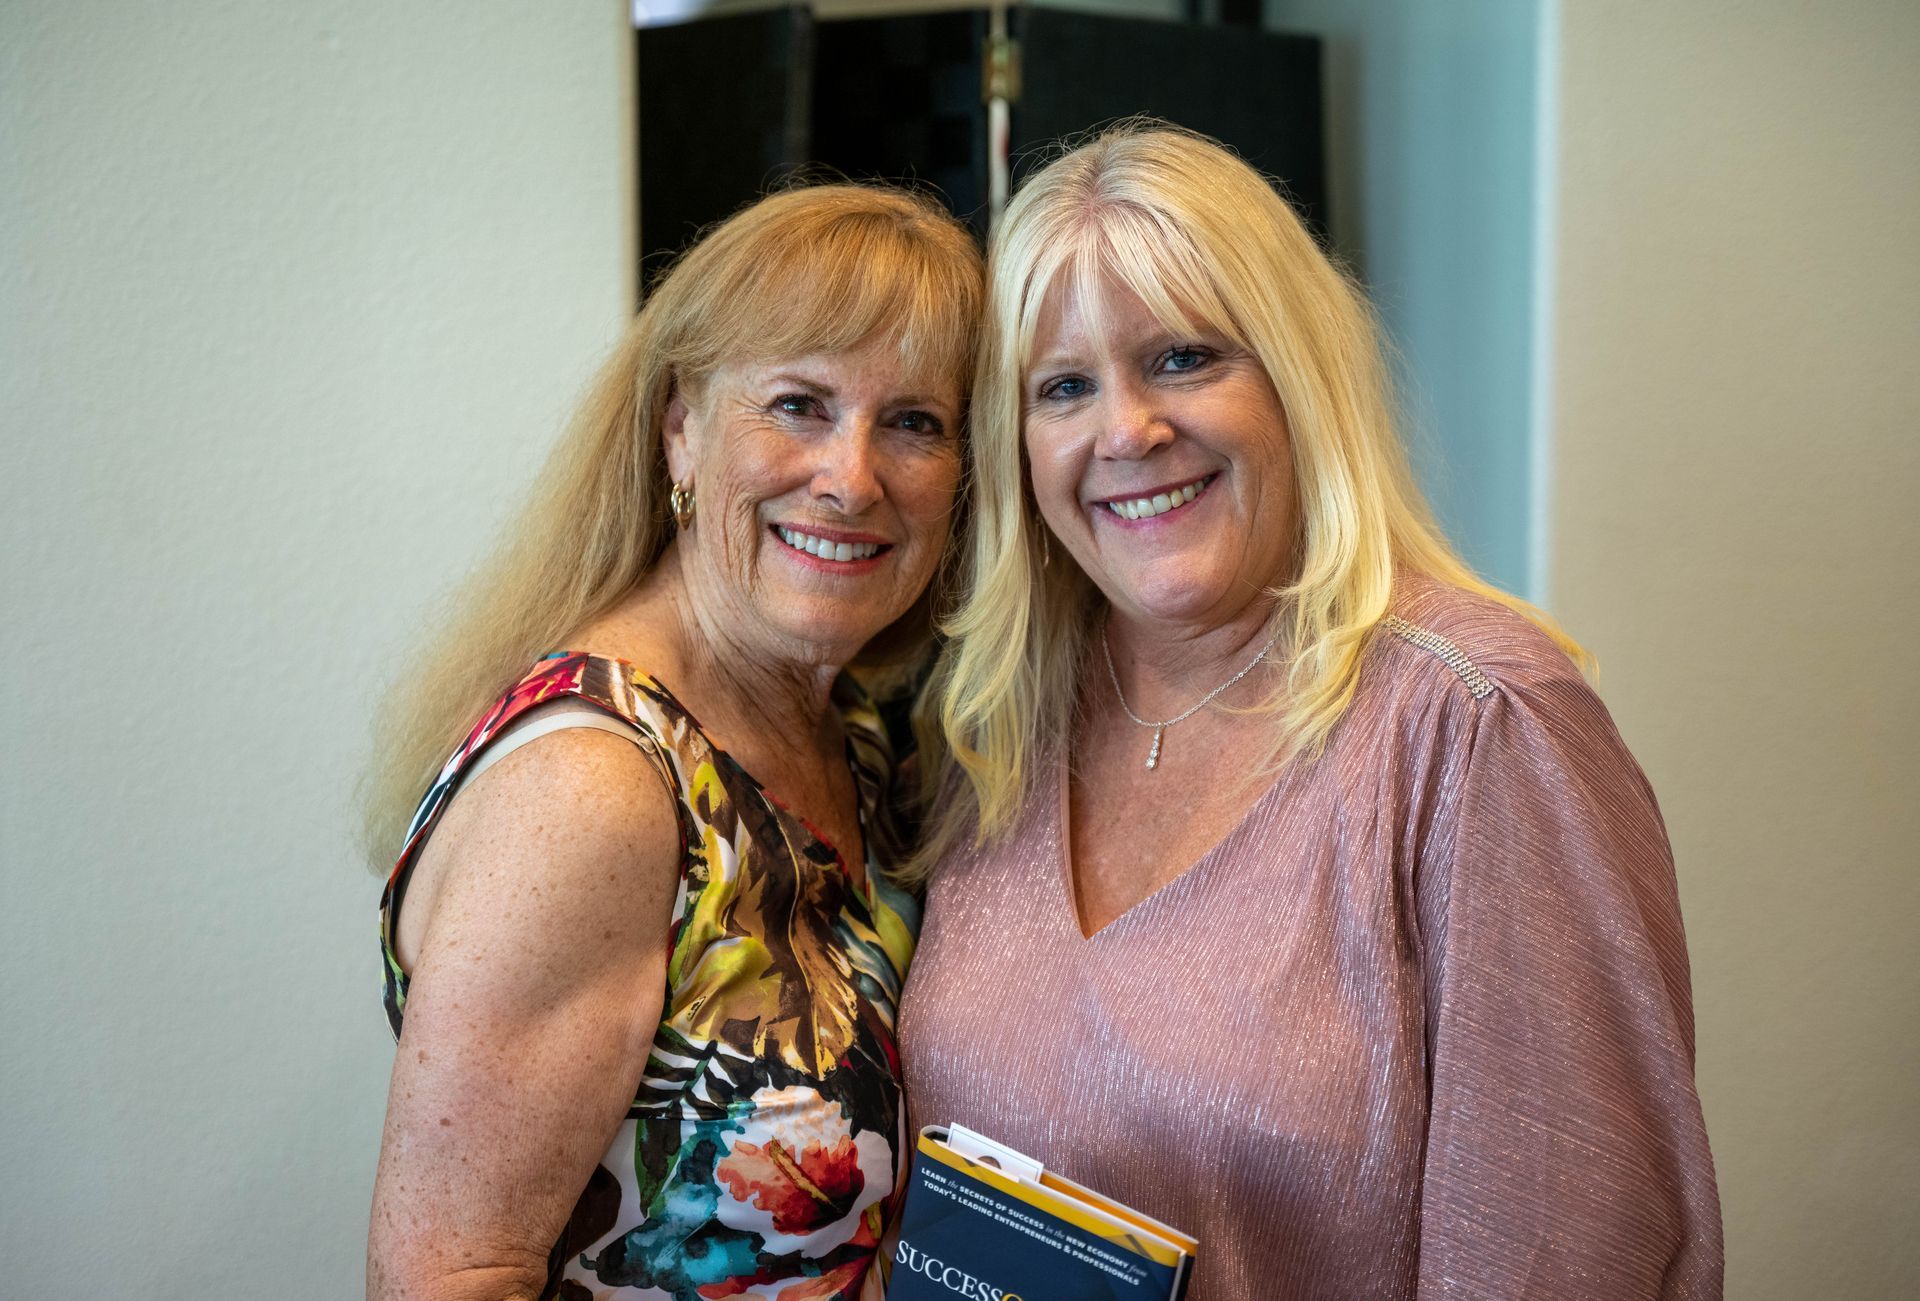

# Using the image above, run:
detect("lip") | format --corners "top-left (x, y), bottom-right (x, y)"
top-left (768, 523), bottom-right (891, 574)
top-left (1088, 472), bottom-right (1218, 528)
top-left (1089, 473), bottom-right (1216, 507)
top-left (769, 522), bottom-right (890, 545)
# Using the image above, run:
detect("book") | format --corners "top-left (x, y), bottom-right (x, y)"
top-left (885, 1124), bottom-right (1197, 1301)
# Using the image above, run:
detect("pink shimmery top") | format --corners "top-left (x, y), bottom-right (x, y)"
top-left (898, 579), bottom-right (1722, 1300)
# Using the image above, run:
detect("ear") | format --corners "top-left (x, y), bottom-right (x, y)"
top-left (662, 386), bottom-right (695, 484)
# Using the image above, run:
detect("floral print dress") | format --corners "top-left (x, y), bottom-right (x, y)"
top-left (379, 652), bottom-right (921, 1301)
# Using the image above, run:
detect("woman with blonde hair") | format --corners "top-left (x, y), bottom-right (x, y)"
top-left (898, 124), bottom-right (1721, 1298)
top-left (366, 182), bottom-right (981, 1300)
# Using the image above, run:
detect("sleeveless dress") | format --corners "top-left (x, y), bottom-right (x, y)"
top-left (379, 651), bottom-right (922, 1301)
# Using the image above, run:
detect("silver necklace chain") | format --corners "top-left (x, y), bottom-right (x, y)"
top-left (1100, 622), bottom-right (1284, 771)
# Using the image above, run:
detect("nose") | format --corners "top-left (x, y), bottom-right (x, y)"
top-left (1096, 383), bottom-right (1175, 461)
top-left (809, 420), bottom-right (883, 516)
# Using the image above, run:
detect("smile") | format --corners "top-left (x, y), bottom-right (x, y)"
top-left (1100, 474), bottom-right (1215, 520)
top-left (774, 526), bottom-right (886, 563)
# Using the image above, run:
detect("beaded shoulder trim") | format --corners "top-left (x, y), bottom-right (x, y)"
top-left (1380, 614), bottom-right (1496, 699)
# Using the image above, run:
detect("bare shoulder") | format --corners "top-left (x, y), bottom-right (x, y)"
top-left (372, 727), bottom-right (683, 1297)
top-left (396, 724), bottom-right (682, 979)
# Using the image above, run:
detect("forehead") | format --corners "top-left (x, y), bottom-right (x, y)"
top-left (1026, 265), bottom-right (1213, 366)
top-left (716, 338), bottom-right (960, 404)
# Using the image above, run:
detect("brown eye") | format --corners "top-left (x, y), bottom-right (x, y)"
top-left (773, 394), bottom-right (824, 419)
top-left (898, 410), bottom-right (947, 438)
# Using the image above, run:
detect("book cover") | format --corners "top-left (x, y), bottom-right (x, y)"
top-left (885, 1126), bottom-right (1196, 1301)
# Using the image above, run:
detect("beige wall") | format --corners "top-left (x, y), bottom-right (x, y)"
top-left (1547, 2), bottom-right (1919, 1295)
top-left (0, 4), bottom-right (633, 1295)
top-left (7, 1), bottom-right (1917, 1295)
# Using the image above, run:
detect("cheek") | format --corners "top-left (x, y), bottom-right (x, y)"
top-left (709, 461), bottom-right (766, 524)
top-left (1243, 430), bottom-right (1296, 523)
top-left (1022, 424), bottom-right (1062, 492)
top-left (705, 432), bottom-right (796, 543)
top-left (717, 491), bottom-right (762, 572)
top-left (895, 456), bottom-right (962, 553)
top-left (1024, 439), bottom-right (1082, 530)
top-left (684, 482), bottom-right (764, 590)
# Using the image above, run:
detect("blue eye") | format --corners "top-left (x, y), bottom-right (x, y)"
top-left (1039, 375), bottom-right (1090, 401)
top-left (773, 394), bottom-right (822, 419)
top-left (1162, 347), bottom-right (1210, 373)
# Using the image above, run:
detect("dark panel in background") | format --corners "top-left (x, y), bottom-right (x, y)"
top-left (636, 8), bottom-right (814, 282)
top-left (637, 7), bottom-right (1324, 271)
top-left (1013, 9), bottom-right (1325, 234)
top-left (812, 10), bottom-right (992, 231)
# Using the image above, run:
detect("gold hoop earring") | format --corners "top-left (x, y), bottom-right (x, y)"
top-left (670, 481), bottom-right (695, 531)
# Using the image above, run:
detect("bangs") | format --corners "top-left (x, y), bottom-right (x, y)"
top-left (1015, 199), bottom-right (1252, 371)
top-left (697, 208), bottom-right (978, 396)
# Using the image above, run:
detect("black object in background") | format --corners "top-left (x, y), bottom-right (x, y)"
top-left (636, 5), bottom-right (1325, 275)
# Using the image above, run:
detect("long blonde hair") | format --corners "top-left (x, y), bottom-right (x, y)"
top-left (362, 183), bottom-right (982, 869)
top-left (918, 122), bottom-right (1584, 865)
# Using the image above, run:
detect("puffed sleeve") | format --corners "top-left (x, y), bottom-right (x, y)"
top-left (1413, 665), bottom-right (1723, 1299)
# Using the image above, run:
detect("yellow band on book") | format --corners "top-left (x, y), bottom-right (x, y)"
top-left (915, 1133), bottom-right (1188, 1269)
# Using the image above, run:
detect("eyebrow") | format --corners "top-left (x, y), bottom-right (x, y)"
top-left (1027, 351), bottom-right (1090, 373)
top-left (765, 372), bottom-right (835, 396)
top-left (1028, 326), bottom-right (1224, 375)
top-left (892, 392), bottom-right (955, 412)
top-left (763, 373), bottom-right (954, 412)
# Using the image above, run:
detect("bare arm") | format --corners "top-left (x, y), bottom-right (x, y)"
top-left (368, 729), bottom-right (680, 1301)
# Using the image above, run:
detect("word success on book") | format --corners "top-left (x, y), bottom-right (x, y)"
top-left (895, 1240), bottom-right (1024, 1301)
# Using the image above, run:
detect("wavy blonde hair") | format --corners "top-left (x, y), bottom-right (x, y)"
top-left (362, 183), bottom-right (983, 869)
top-left (917, 122), bottom-right (1584, 867)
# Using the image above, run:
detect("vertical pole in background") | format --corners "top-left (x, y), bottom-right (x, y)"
top-left (782, 2), bottom-right (816, 176)
top-left (983, 3), bottom-right (1019, 238)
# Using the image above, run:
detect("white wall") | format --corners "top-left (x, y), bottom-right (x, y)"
top-left (0, 5), bottom-right (634, 1295)
top-left (1266, 0), bottom-right (1542, 595)
top-left (1547, 2), bottom-right (1920, 1296)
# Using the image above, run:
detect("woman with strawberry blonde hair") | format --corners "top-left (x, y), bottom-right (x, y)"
top-left (367, 182), bottom-right (981, 1301)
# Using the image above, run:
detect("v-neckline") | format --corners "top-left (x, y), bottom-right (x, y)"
top-left (1053, 745), bottom-right (1292, 940)
top-left (571, 652), bottom-right (876, 895)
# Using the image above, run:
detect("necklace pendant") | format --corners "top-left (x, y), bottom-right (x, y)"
top-left (1145, 725), bottom-right (1163, 771)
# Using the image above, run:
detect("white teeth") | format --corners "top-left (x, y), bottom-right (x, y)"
top-left (1106, 475), bottom-right (1212, 520)
top-left (777, 527), bottom-right (880, 561)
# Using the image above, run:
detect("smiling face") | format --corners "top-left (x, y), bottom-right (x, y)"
top-left (1023, 272), bottom-right (1297, 632)
top-left (664, 339), bottom-right (963, 668)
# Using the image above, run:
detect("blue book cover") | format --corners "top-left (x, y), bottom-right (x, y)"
top-left (885, 1126), bottom-right (1195, 1301)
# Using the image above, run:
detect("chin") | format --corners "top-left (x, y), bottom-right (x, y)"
top-left (1103, 563), bottom-right (1239, 628)
top-left (764, 596), bottom-right (905, 663)
top-left (1129, 596), bottom-right (1229, 628)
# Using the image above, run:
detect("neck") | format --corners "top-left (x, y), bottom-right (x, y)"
top-left (1101, 597), bottom-right (1285, 721)
top-left (624, 549), bottom-right (845, 748)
